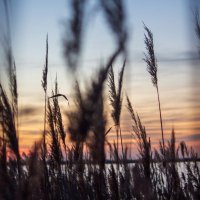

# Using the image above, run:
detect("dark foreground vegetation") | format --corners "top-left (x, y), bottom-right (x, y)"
top-left (0, 1), bottom-right (200, 199)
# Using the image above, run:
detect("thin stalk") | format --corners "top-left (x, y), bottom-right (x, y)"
top-left (156, 85), bottom-right (165, 154)
top-left (3, 0), bottom-right (21, 179)
top-left (42, 34), bottom-right (48, 158)
top-left (41, 34), bottom-right (49, 199)
top-left (119, 126), bottom-right (124, 160)
top-left (43, 91), bottom-right (47, 156)
top-left (42, 91), bottom-right (50, 200)
top-left (116, 127), bottom-right (119, 162)
top-left (143, 24), bottom-right (165, 157)
top-left (17, 153), bottom-right (21, 180)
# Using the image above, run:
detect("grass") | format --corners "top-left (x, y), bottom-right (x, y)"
top-left (0, 42), bottom-right (200, 200)
top-left (0, 1), bottom-right (200, 200)
top-left (143, 24), bottom-right (165, 156)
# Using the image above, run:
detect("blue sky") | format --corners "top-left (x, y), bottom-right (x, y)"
top-left (12, 0), bottom-right (190, 64)
top-left (10, 0), bottom-right (193, 91)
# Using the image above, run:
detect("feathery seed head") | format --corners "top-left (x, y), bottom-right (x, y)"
top-left (143, 24), bottom-right (158, 87)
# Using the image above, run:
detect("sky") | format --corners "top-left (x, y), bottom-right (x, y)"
top-left (0, 0), bottom-right (200, 154)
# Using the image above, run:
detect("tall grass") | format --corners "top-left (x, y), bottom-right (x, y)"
top-left (108, 60), bottom-right (126, 161)
top-left (143, 24), bottom-right (165, 156)
top-left (42, 34), bottom-right (48, 152)
top-left (0, 1), bottom-right (200, 200)
top-left (0, 39), bottom-right (200, 200)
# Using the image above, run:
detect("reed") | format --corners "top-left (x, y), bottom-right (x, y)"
top-left (100, 0), bottom-right (127, 52)
top-left (63, 0), bottom-right (87, 71)
top-left (0, 2), bottom-right (199, 200)
top-left (126, 95), bottom-right (151, 179)
top-left (41, 34), bottom-right (48, 152)
top-left (0, 48), bottom-right (199, 200)
top-left (143, 24), bottom-right (165, 155)
top-left (41, 34), bottom-right (50, 199)
top-left (0, 0), bottom-right (21, 178)
top-left (108, 60), bottom-right (126, 160)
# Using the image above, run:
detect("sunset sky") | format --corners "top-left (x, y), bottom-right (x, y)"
top-left (0, 0), bottom-right (199, 154)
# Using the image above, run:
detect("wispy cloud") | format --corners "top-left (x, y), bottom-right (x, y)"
top-left (19, 105), bottom-right (40, 117)
top-left (182, 133), bottom-right (200, 142)
top-left (157, 50), bottom-right (200, 63)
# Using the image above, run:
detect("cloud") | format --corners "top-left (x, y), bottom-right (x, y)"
top-left (157, 50), bottom-right (200, 63)
top-left (179, 133), bottom-right (200, 142)
top-left (19, 106), bottom-right (41, 117)
top-left (20, 129), bottom-right (42, 136)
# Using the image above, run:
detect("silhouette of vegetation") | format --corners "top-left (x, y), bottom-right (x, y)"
top-left (143, 24), bottom-right (165, 157)
top-left (0, 1), bottom-right (199, 200)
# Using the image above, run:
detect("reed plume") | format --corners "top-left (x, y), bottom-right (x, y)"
top-left (195, 9), bottom-right (200, 41)
top-left (41, 34), bottom-right (49, 198)
top-left (67, 46), bottom-right (122, 165)
top-left (143, 24), bottom-right (165, 155)
top-left (100, 0), bottom-right (127, 52)
top-left (41, 34), bottom-right (48, 152)
top-left (67, 45), bottom-right (123, 141)
top-left (126, 95), bottom-right (151, 179)
top-left (0, 1), bottom-right (21, 179)
top-left (194, 8), bottom-right (200, 55)
top-left (47, 99), bottom-right (62, 171)
top-left (63, 0), bottom-right (87, 71)
top-left (49, 78), bottom-right (66, 158)
top-left (42, 35), bottom-right (48, 93)
top-left (108, 60), bottom-right (126, 158)
top-left (0, 83), bottom-right (21, 178)
top-left (2, 0), bottom-right (18, 123)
